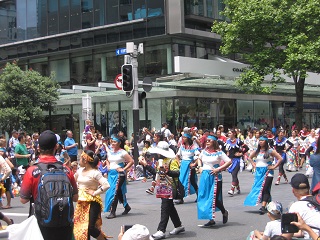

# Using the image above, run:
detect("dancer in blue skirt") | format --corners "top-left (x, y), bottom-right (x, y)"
top-left (244, 135), bottom-right (282, 214)
top-left (104, 134), bottom-right (134, 219)
top-left (176, 132), bottom-right (200, 204)
top-left (197, 135), bottom-right (232, 227)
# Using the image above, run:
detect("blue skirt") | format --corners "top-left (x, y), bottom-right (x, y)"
top-left (104, 169), bottom-right (128, 212)
top-left (228, 158), bottom-right (240, 173)
top-left (179, 159), bottom-right (197, 197)
top-left (197, 170), bottom-right (221, 220)
top-left (244, 167), bottom-right (270, 206)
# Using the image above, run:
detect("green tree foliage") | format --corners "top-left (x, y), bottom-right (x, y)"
top-left (212, 0), bottom-right (320, 130)
top-left (0, 62), bottom-right (60, 132)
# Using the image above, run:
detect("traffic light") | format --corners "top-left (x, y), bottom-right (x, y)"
top-left (138, 91), bottom-right (146, 108)
top-left (121, 64), bottom-right (133, 92)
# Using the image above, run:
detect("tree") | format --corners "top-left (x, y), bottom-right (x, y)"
top-left (0, 62), bottom-right (60, 133)
top-left (212, 0), bottom-right (320, 130)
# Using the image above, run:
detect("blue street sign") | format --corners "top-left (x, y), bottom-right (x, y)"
top-left (116, 48), bottom-right (127, 56)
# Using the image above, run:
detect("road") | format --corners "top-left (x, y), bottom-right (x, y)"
top-left (4, 169), bottom-right (303, 240)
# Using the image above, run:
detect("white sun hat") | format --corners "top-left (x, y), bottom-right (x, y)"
top-left (148, 141), bottom-right (175, 159)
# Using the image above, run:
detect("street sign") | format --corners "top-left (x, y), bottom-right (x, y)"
top-left (142, 77), bottom-right (153, 92)
top-left (82, 93), bottom-right (92, 120)
top-left (114, 74), bottom-right (122, 90)
top-left (116, 48), bottom-right (127, 56)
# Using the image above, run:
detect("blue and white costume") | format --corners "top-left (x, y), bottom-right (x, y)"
top-left (104, 148), bottom-right (128, 212)
top-left (244, 149), bottom-right (274, 206)
top-left (177, 143), bottom-right (200, 197)
top-left (197, 149), bottom-right (230, 220)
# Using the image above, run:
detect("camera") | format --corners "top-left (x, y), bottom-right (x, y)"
top-left (281, 213), bottom-right (299, 233)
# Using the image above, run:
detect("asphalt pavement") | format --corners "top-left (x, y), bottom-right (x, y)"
top-left (3, 169), bottom-right (305, 240)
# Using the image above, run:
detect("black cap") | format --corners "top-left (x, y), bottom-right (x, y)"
top-left (291, 173), bottom-right (310, 189)
top-left (39, 130), bottom-right (58, 150)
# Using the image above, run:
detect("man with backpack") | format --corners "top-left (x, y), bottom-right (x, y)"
top-left (20, 130), bottom-right (79, 240)
top-left (282, 173), bottom-right (320, 240)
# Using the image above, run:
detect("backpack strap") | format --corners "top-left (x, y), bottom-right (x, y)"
top-left (35, 161), bottom-right (64, 173)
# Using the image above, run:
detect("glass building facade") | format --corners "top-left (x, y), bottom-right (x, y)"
top-left (0, 0), bottom-right (164, 43)
top-left (1, 0), bottom-right (320, 140)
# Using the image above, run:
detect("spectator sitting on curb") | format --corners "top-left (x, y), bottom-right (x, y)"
top-left (247, 201), bottom-right (283, 240)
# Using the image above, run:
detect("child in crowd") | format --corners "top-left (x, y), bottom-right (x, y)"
top-left (252, 201), bottom-right (283, 240)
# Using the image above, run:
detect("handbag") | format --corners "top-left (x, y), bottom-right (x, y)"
top-left (155, 181), bottom-right (172, 199)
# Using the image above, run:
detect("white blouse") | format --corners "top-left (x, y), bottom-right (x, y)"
top-left (107, 149), bottom-right (127, 169)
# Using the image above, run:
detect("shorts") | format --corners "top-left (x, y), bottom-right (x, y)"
top-left (4, 178), bottom-right (11, 191)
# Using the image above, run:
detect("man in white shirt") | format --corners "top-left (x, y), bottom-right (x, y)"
top-left (283, 173), bottom-right (320, 239)
top-left (160, 123), bottom-right (171, 141)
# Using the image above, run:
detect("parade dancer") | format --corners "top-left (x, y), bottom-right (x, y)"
top-left (244, 130), bottom-right (258, 171)
top-left (104, 134), bottom-right (134, 219)
top-left (305, 138), bottom-right (317, 178)
top-left (286, 129), bottom-right (300, 172)
top-left (305, 128), bottom-right (317, 176)
top-left (273, 129), bottom-right (293, 185)
top-left (224, 129), bottom-right (249, 196)
top-left (176, 132), bottom-right (200, 204)
top-left (244, 136), bottom-right (282, 214)
top-left (298, 126), bottom-right (309, 169)
top-left (197, 135), bottom-right (231, 227)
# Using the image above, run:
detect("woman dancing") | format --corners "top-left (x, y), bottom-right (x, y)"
top-left (176, 132), bottom-right (200, 204)
top-left (273, 129), bottom-right (293, 185)
top-left (244, 135), bottom-right (282, 214)
top-left (74, 150), bottom-right (110, 240)
top-left (197, 135), bottom-right (232, 227)
top-left (104, 134), bottom-right (134, 219)
top-left (224, 129), bottom-right (249, 196)
top-left (286, 129), bottom-right (299, 172)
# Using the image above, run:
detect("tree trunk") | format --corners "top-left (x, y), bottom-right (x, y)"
top-left (294, 77), bottom-right (305, 131)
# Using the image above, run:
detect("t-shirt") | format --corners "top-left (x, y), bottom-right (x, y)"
top-left (289, 197), bottom-right (320, 239)
top-left (64, 137), bottom-right (78, 156)
top-left (15, 143), bottom-right (29, 167)
top-left (20, 155), bottom-right (78, 201)
top-left (85, 133), bottom-right (95, 152)
top-left (263, 219), bottom-right (281, 238)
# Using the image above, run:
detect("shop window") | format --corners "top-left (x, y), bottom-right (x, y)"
top-left (254, 101), bottom-right (270, 129)
top-left (237, 100), bottom-right (254, 129)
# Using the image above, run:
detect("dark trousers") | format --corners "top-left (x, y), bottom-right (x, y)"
top-left (216, 181), bottom-right (226, 214)
top-left (39, 224), bottom-right (73, 240)
top-left (111, 174), bottom-right (128, 213)
top-left (144, 165), bottom-right (156, 180)
top-left (231, 163), bottom-right (240, 185)
top-left (279, 158), bottom-right (286, 175)
top-left (190, 168), bottom-right (198, 193)
top-left (157, 198), bottom-right (182, 232)
top-left (88, 201), bottom-right (102, 238)
top-left (262, 176), bottom-right (273, 202)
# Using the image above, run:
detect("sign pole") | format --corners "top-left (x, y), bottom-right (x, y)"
top-left (131, 45), bottom-right (139, 166)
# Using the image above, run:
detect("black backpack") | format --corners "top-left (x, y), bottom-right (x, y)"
top-left (34, 162), bottom-right (74, 227)
top-left (301, 194), bottom-right (320, 211)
